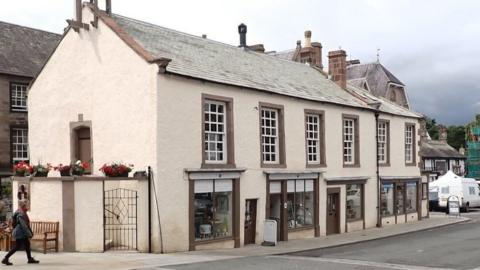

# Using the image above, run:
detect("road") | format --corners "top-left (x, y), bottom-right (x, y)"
top-left (150, 210), bottom-right (480, 270)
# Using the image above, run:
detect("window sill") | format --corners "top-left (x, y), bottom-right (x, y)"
top-left (201, 163), bottom-right (236, 169)
top-left (343, 164), bottom-right (360, 168)
top-left (306, 163), bottom-right (327, 168)
top-left (193, 236), bottom-right (234, 246)
top-left (346, 218), bottom-right (363, 223)
top-left (379, 163), bottom-right (391, 167)
top-left (288, 225), bottom-right (314, 232)
top-left (261, 163), bottom-right (287, 169)
top-left (405, 162), bottom-right (417, 167)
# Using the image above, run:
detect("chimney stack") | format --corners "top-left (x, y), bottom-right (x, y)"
top-left (304, 30), bottom-right (312, 47)
top-left (75, 0), bottom-right (82, 24)
top-left (202, 34), bottom-right (207, 39)
top-left (106, 0), bottom-right (112, 15)
top-left (439, 126), bottom-right (448, 142)
top-left (328, 50), bottom-right (347, 89)
top-left (238, 23), bottom-right (247, 48)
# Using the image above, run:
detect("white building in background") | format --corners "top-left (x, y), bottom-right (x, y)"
top-left (27, 1), bottom-right (427, 253)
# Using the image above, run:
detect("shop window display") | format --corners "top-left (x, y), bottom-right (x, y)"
top-left (194, 180), bottom-right (232, 241)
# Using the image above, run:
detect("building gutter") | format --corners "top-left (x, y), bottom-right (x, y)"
top-left (369, 101), bottom-right (382, 228)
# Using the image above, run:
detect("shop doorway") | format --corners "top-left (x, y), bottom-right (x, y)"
top-left (244, 199), bottom-right (257, 245)
top-left (326, 188), bottom-right (340, 235)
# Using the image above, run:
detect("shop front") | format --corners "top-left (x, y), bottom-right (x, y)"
top-left (265, 171), bottom-right (321, 241)
top-left (186, 168), bottom-right (244, 251)
top-left (380, 177), bottom-right (421, 226)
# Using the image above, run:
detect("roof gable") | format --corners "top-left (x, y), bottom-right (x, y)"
top-left (0, 21), bottom-right (61, 77)
top-left (347, 62), bottom-right (404, 98)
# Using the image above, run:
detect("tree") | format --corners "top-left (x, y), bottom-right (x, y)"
top-left (447, 126), bottom-right (466, 150)
top-left (425, 117), bottom-right (439, 140)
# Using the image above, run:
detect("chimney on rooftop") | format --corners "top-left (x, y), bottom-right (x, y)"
top-left (304, 31), bottom-right (312, 47)
top-left (328, 50), bottom-right (347, 89)
top-left (105, 0), bottom-right (112, 15)
top-left (238, 23), bottom-right (247, 48)
top-left (75, 0), bottom-right (82, 24)
top-left (439, 126), bottom-right (448, 143)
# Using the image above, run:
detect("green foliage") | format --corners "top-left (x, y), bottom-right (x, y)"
top-left (425, 117), bottom-right (439, 140)
top-left (447, 126), bottom-right (466, 150)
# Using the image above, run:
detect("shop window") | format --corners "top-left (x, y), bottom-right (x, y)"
top-left (194, 180), bottom-right (233, 241)
top-left (381, 183), bottom-right (394, 216)
top-left (346, 184), bottom-right (363, 221)
top-left (406, 182), bottom-right (417, 212)
top-left (396, 184), bottom-right (405, 215)
top-left (286, 180), bottom-right (314, 229)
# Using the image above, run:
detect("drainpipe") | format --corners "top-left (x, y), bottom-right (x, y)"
top-left (148, 166), bottom-right (152, 253)
top-left (369, 102), bottom-right (382, 228)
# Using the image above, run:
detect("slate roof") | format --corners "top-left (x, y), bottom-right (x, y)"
top-left (0, 21), bottom-right (61, 78)
top-left (269, 49), bottom-right (296, 61)
top-left (345, 84), bottom-right (422, 118)
top-left (347, 62), bottom-right (404, 98)
top-left (111, 14), bottom-right (369, 109)
top-left (420, 140), bottom-right (466, 159)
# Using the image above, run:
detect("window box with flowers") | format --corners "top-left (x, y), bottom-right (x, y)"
top-left (100, 163), bottom-right (134, 177)
top-left (12, 161), bottom-right (32, 177)
top-left (54, 164), bottom-right (72, 176)
top-left (32, 163), bottom-right (52, 177)
top-left (54, 161), bottom-right (89, 176)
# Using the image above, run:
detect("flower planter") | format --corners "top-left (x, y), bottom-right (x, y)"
top-left (60, 171), bottom-right (71, 177)
top-left (34, 172), bottom-right (49, 177)
top-left (14, 172), bottom-right (28, 177)
top-left (106, 172), bottom-right (129, 178)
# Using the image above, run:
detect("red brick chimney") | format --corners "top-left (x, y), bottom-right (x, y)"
top-left (328, 50), bottom-right (347, 89)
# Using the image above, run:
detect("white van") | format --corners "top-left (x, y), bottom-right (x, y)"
top-left (429, 171), bottom-right (480, 212)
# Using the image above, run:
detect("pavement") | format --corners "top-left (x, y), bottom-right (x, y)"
top-left (0, 213), bottom-right (468, 270)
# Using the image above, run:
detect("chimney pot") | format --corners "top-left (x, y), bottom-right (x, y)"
top-left (328, 50), bottom-right (347, 89)
top-left (304, 30), bottom-right (312, 47)
top-left (238, 23), bottom-right (247, 48)
top-left (202, 34), bottom-right (207, 39)
top-left (106, 0), bottom-right (112, 15)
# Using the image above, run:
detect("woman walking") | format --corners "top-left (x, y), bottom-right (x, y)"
top-left (2, 200), bottom-right (39, 266)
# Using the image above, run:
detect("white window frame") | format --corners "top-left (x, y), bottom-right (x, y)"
top-left (261, 108), bottom-right (279, 164)
top-left (378, 121), bottom-right (388, 164)
top-left (11, 83), bottom-right (28, 112)
top-left (343, 118), bottom-right (355, 165)
top-left (12, 128), bottom-right (29, 161)
top-left (204, 100), bottom-right (227, 164)
top-left (306, 114), bottom-right (320, 164)
top-left (405, 125), bottom-right (414, 163)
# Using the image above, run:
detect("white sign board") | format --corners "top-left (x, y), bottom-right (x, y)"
top-left (448, 195), bottom-right (460, 216)
top-left (262, 219), bottom-right (277, 246)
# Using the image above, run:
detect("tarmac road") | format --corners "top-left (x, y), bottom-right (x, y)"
top-left (153, 210), bottom-right (480, 270)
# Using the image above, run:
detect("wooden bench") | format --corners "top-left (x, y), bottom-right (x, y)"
top-left (30, 221), bottom-right (59, 254)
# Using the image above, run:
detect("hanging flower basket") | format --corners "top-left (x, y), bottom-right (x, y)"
top-left (100, 163), bottom-right (134, 177)
top-left (12, 161), bottom-right (32, 177)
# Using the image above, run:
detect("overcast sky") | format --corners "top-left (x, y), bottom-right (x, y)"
top-left (1, 0), bottom-right (479, 125)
